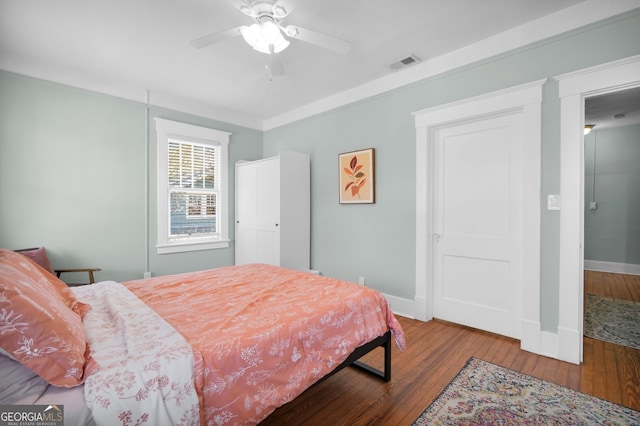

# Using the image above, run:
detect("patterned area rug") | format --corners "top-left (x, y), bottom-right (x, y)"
top-left (412, 358), bottom-right (639, 425)
top-left (585, 294), bottom-right (640, 349)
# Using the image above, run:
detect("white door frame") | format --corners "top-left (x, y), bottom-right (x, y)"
top-left (413, 79), bottom-right (544, 354)
top-left (555, 54), bottom-right (640, 364)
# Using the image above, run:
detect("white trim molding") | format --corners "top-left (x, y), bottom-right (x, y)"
top-left (555, 54), bottom-right (640, 364)
top-left (412, 80), bottom-right (544, 355)
top-left (382, 293), bottom-right (416, 320)
top-left (155, 118), bottom-right (232, 254)
top-left (584, 260), bottom-right (640, 276)
top-left (2, 1), bottom-right (637, 130)
top-left (264, 1), bottom-right (640, 130)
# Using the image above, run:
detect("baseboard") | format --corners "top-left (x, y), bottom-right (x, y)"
top-left (557, 326), bottom-right (581, 364)
top-left (539, 330), bottom-right (560, 360)
top-left (520, 319), bottom-right (542, 354)
top-left (383, 293), bottom-right (580, 364)
top-left (413, 295), bottom-right (430, 321)
top-left (382, 293), bottom-right (416, 319)
top-left (584, 260), bottom-right (640, 276)
top-left (520, 320), bottom-right (563, 362)
top-left (520, 321), bottom-right (577, 364)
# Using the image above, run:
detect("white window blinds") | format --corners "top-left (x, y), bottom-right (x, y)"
top-left (168, 140), bottom-right (216, 190)
top-left (168, 139), bottom-right (219, 238)
top-left (155, 117), bottom-right (230, 254)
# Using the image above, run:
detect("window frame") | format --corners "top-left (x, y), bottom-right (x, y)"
top-left (155, 118), bottom-right (231, 254)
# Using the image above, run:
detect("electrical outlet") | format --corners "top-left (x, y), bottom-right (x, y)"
top-left (589, 201), bottom-right (598, 210)
top-left (358, 276), bottom-right (365, 286)
top-left (143, 271), bottom-right (152, 279)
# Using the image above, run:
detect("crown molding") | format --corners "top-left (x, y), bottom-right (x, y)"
top-left (263, 0), bottom-right (640, 130)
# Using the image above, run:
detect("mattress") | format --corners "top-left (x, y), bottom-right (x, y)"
top-left (1, 257), bottom-right (404, 425)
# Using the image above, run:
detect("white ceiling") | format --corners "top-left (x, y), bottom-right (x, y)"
top-left (1, 0), bottom-right (638, 130)
top-left (585, 86), bottom-right (640, 130)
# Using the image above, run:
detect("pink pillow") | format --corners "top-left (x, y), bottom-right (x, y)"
top-left (17, 247), bottom-right (56, 275)
top-left (14, 249), bottom-right (90, 318)
top-left (0, 249), bottom-right (91, 387)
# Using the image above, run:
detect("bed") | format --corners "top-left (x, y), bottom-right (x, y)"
top-left (0, 249), bottom-right (405, 425)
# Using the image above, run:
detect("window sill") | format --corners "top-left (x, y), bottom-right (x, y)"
top-left (156, 239), bottom-right (230, 254)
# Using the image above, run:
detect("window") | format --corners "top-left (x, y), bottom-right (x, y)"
top-left (186, 194), bottom-right (215, 218)
top-left (155, 118), bottom-right (230, 254)
top-left (169, 140), bottom-right (216, 234)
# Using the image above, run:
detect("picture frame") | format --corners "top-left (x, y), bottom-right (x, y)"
top-left (339, 148), bottom-right (375, 204)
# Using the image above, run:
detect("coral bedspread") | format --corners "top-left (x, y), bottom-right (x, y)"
top-left (122, 263), bottom-right (405, 425)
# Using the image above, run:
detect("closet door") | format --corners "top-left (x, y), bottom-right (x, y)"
top-left (235, 162), bottom-right (258, 265)
top-left (256, 158), bottom-right (280, 266)
top-left (235, 152), bottom-right (309, 270)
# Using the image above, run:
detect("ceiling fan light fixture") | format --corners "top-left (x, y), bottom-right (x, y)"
top-left (241, 24), bottom-right (261, 47)
top-left (261, 21), bottom-right (280, 43)
top-left (241, 20), bottom-right (290, 54)
top-left (253, 35), bottom-right (289, 54)
top-left (272, 37), bottom-right (290, 53)
top-left (253, 34), bottom-right (289, 54)
top-left (190, 1), bottom-right (353, 60)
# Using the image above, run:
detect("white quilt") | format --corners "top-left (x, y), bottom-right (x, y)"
top-left (73, 281), bottom-right (200, 426)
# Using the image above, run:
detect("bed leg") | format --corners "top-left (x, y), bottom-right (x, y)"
top-left (312, 331), bottom-right (392, 388)
top-left (383, 329), bottom-right (392, 381)
top-left (350, 331), bottom-right (392, 382)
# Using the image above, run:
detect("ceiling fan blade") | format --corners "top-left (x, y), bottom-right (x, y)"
top-left (283, 25), bottom-right (351, 55)
top-left (189, 27), bottom-right (244, 49)
top-left (223, 0), bottom-right (257, 17)
top-left (271, 0), bottom-right (295, 18)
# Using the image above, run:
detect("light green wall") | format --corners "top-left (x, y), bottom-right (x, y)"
top-left (146, 107), bottom-right (262, 277)
top-left (584, 124), bottom-right (640, 265)
top-left (264, 9), bottom-right (640, 330)
top-left (1, 10), bottom-right (639, 332)
top-left (0, 71), bottom-right (263, 282)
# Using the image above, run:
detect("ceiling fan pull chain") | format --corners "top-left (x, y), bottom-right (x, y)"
top-left (268, 44), bottom-right (274, 81)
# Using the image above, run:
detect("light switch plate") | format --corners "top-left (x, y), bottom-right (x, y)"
top-left (547, 194), bottom-right (561, 210)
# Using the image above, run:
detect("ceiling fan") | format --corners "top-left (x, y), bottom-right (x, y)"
top-left (189, 0), bottom-right (351, 78)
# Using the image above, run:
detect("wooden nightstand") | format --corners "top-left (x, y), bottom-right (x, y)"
top-left (56, 268), bottom-right (102, 286)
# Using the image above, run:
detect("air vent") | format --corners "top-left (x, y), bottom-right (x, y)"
top-left (390, 54), bottom-right (421, 70)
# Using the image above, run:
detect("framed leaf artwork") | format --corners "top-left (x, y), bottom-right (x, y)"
top-left (339, 148), bottom-right (375, 204)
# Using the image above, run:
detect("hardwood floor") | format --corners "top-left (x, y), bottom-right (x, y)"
top-left (262, 271), bottom-right (640, 425)
top-left (585, 269), bottom-right (640, 302)
top-left (583, 270), bottom-right (640, 412)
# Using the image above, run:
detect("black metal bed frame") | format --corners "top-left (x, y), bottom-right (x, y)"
top-left (313, 330), bottom-right (392, 387)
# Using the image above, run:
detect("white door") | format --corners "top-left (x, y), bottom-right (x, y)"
top-left (432, 112), bottom-right (524, 339)
top-left (236, 162), bottom-right (258, 265)
top-left (256, 158), bottom-right (280, 266)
